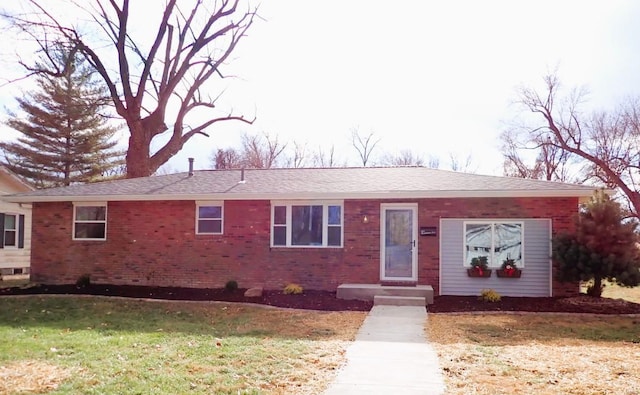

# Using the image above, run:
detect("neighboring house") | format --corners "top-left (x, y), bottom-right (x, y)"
top-left (0, 166), bottom-right (33, 277)
top-left (3, 166), bottom-right (600, 298)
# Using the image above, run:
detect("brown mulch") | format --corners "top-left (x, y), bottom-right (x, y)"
top-left (429, 294), bottom-right (640, 315)
top-left (2, 283), bottom-right (640, 314)
top-left (0, 283), bottom-right (374, 311)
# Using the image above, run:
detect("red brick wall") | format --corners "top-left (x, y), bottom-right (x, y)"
top-left (30, 196), bottom-right (580, 295)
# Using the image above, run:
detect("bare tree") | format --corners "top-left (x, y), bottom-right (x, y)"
top-left (501, 129), bottom-right (543, 179)
top-left (1, 0), bottom-right (258, 178)
top-left (240, 132), bottom-right (286, 168)
top-left (380, 149), bottom-right (425, 166)
top-left (426, 155), bottom-right (440, 169)
top-left (448, 152), bottom-right (477, 173)
top-left (516, 73), bottom-right (640, 217)
top-left (212, 148), bottom-right (243, 169)
top-left (312, 144), bottom-right (344, 168)
top-left (351, 128), bottom-right (381, 166)
top-left (286, 141), bottom-right (307, 168)
top-left (500, 129), bottom-right (574, 181)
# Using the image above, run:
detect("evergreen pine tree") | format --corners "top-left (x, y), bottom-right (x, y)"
top-left (1, 45), bottom-right (124, 188)
top-left (553, 189), bottom-right (640, 297)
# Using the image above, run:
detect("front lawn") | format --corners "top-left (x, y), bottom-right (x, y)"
top-left (428, 313), bottom-right (640, 394)
top-left (0, 296), bottom-right (367, 394)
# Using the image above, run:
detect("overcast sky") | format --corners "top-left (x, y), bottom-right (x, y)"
top-left (167, 0), bottom-right (640, 175)
top-left (2, 1), bottom-right (640, 176)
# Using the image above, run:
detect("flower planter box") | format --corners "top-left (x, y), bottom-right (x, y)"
top-left (467, 268), bottom-right (492, 278)
top-left (496, 269), bottom-right (522, 278)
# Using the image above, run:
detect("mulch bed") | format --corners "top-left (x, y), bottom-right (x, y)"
top-left (2, 283), bottom-right (640, 314)
top-left (0, 284), bottom-right (374, 311)
top-left (429, 295), bottom-right (640, 315)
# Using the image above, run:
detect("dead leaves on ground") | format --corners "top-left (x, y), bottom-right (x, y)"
top-left (0, 360), bottom-right (75, 395)
top-left (428, 314), bottom-right (640, 395)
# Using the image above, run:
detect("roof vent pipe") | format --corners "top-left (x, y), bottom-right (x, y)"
top-left (239, 167), bottom-right (246, 184)
top-left (188, 157), bottom-right (194, 176)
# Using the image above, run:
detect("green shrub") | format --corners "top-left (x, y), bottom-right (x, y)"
top-left (479, 288), bottom-right (501, 302)
top-left (224, 280), bottom-right (239, 292)
top-left (76, 274), bottom-right (91, 288)
top-left (283, 283), bottom-right (303, 295)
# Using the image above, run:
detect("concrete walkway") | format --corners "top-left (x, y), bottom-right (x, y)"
top-left (323, 305), bottom-right (446, 394)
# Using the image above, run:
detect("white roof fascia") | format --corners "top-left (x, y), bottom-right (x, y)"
top-left (2, 188), bottom-right (604, 203)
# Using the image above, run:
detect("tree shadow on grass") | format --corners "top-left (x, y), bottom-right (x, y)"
top-left (431, 314), bottom-right (640, 345)
top-left (0, 294), bottom-right (358, 340)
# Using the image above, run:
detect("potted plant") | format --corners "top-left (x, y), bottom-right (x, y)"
top-left (467, 256), bottom-right (491, 277)
top-left (497, 258), bottom-right (522, 278)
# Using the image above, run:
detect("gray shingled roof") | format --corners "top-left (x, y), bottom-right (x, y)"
top-left (2, 167), bottom-right (600, 202)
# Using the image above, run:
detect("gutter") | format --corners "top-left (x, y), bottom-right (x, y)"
top-left (0, 188), bottom-right (606, 203)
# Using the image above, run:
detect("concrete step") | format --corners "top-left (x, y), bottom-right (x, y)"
top-left (337, 284), bottom-right (434, 304)
top-left (374, 295), bottom-right (426, 306)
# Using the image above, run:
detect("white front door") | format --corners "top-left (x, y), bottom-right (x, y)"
top-left (381, 203), bottom-right (418, 281)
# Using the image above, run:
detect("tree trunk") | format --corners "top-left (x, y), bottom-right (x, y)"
top-left (125, 122), bottom-right (153, 178)
top-left (629, 191), bottom-right (640, 219)
top-left (124, 113), bottom-right (173, 178)
top-left (588, 276), bottom-right (604, 297)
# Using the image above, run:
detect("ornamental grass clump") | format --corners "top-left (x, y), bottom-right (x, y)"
top-left (283, 283), bottom-right (303, 295)
top-left (480, 289), bottom-right (501, 302)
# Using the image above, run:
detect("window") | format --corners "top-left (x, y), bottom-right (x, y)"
top-left (271, 202), bottom-right (343, 247)
top-left (464, 221), bottom-right (523, 267)
top-left (74, 203), bottom-right (107, 240)
top-left (3, 214), bottom-right (17, 247)
top-left (273, 206), bottom-right (287, 245)
top-left (0, 213), bottom-right (24, 249)
top-left (196, 202), bottom-right (223, 234)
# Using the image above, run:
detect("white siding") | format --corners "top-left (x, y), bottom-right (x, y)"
top-left (439, 218), bottom-right (551, 297)
top-left (0, 175), bottom-right (32, 272)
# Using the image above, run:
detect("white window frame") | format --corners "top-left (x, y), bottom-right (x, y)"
top-left (196, 201), bottom-right (224, 235)
top-left (463, 220), bottom-right (524, 268)
top-left (270, 200), bottom-right (344, 248)
top-left (3, 213), bottom-right (18, 247)
top-left (73, 202), bottom-right (107, 241)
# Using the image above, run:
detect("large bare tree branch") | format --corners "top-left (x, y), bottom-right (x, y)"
top-left (514, 73), bottom-right (640, 218)
top-left (1, 0), bottom-right (259, 177)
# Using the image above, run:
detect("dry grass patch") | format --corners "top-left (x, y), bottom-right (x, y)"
top-left (0, 360), bottom-right (75, 394)
top-left (428, 313), bottom-right (640, 395)
top-left (598, 281), bottom-right (640, 304)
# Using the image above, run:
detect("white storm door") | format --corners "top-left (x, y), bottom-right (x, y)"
top-left (381, 204), bottom-right (418, 281)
